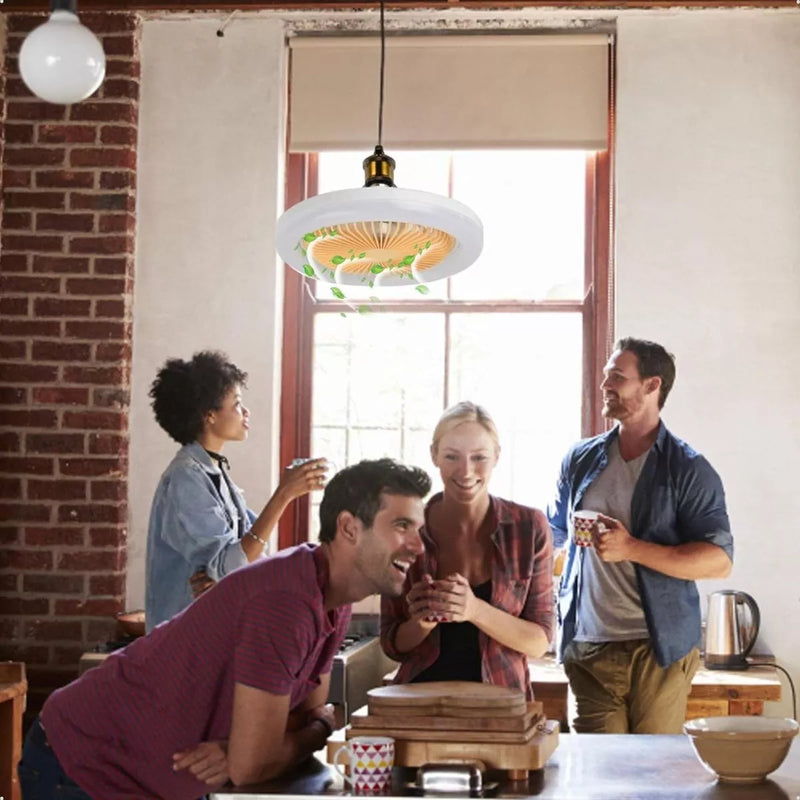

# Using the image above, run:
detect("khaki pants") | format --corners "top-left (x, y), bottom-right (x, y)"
top-left (563, 639), bottom-right (699, 734)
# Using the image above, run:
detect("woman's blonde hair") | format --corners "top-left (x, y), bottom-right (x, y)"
top-left (430, 401), bottom-right (500, 457)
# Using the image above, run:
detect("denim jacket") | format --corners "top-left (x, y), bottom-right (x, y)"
top-left (547, 422), bottom-right (733, 668)
top-left (145, 442), bottom-right (253, 631)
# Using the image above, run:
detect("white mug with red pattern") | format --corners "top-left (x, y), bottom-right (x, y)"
top-left (572, 509), bottom-right (606, 547)
top-left (333, 736), bottom-right (395, 795)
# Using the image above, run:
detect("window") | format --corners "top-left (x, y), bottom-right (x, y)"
top-left (279, 148), bottom-right (612, 546)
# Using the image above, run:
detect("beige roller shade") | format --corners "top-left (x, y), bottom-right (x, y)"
top-left (288, 34), bottom-right (610, 152)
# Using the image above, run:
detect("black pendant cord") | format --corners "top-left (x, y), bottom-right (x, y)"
top-left (378, 0), bottom-right (386, 148)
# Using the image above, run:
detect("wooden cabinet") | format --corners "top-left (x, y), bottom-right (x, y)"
top-left (529, 657), bottom-right (781, 729)
top-left (0, 662), bottom-right (27, 800)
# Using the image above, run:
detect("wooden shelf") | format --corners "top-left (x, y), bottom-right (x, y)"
top-left (0, 663), bottom-right (27, 800)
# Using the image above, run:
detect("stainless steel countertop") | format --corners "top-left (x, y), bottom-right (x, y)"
top-left (212, 733), bottom-right (800, 799)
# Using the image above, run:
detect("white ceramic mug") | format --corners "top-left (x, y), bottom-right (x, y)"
top-left (572, 509), bottom-right (606, 547)
top-left (333, 736), bottom-right (395, 795)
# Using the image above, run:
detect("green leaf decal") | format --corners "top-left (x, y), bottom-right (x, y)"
top-left (359, 252), bottom-right (367, 259)
top-left (331, 255), bottom-right (346, 265)
top-left (416, 285), bottom-right (430, 295)
top-left (370, 265), bottom-right (384, 274)
top-left (357, 305), bottom-right (372, 314)
top-left (331, 287), bottom-right (345, 300)
top-left (302, 264), bottom-right (315, 277)
top-left (399, 255), bottom-right (415, 267)
top-left (302, 233), bottom-right (317, 243)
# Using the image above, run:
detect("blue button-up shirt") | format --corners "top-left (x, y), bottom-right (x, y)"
top-left (548, 421), bottom-right (733, 667)
top-left (145, 442), bottom-right (253, 631)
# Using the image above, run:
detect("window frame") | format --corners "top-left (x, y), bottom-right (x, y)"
top-left (278, 149), bottom-right (613, 548)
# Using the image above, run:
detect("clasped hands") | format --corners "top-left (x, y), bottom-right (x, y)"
top-left (406, 573), bottom-right (477, 625)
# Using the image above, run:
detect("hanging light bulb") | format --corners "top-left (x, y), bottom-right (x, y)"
top-left (19, 0), bottom-right (106, 105)
top-left (276, 0), bottom-right (483, 287)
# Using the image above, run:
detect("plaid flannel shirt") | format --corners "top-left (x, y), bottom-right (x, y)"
top-left (380, 494), bottom-right (554, 699)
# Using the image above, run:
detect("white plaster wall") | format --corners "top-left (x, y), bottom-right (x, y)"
top-left (616, 12), bottom-right (800, 717)
top-left (128, 17), bottom-right (287, 606)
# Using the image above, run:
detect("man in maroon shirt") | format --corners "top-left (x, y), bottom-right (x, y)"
top-left (18, 458), bottom-right (430, 800)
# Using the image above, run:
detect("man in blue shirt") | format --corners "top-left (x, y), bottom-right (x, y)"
top-left (548, 337), bottom-right (733, 733)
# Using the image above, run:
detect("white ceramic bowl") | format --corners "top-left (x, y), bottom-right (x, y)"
top-left (684, 716), bottom-right (799, 783)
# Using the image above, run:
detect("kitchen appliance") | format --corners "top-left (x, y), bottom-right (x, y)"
top-left (704, 590), bottom-right (760, 670)
top-left (328, 615), bottom-right (396, 724)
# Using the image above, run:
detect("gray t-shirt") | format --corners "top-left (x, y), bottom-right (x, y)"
top-left (574, 438), bottom-right (650, 642)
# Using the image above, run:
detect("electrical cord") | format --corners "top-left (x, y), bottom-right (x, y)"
top-left (747, 660), bottom-right (797, 721)
top-left (377, 0), bottom-right (386, 147)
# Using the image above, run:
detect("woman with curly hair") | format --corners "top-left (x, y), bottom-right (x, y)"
top-left (145, 350), bottom-right (327, 631)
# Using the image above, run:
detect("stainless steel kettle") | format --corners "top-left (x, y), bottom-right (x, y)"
top-left (704, 590), bottom-right (760, 670)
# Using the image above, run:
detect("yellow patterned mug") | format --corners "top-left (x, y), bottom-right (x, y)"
top-left (333, 736), bottom-right (395, 795)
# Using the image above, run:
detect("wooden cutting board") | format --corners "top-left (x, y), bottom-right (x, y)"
top-left (367, 681), bottom-right (527, 718)
top-left (350, 701), bottom-right (543, 733)
top-left (345, 717), bottom-right (543, 743)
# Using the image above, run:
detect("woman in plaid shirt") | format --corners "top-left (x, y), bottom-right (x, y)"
top-left (380, 402), bottom-right (554, 698)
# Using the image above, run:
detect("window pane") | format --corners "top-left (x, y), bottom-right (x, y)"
top-left (447, 312), bottom-right (583, 510)
top-left (449, 151), bottom-right (587, 301)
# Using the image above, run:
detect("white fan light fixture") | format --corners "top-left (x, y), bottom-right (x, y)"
top-left (275, 4), bottom-right (483, 287)
top-left (19, 0), bottom-right (106, 105)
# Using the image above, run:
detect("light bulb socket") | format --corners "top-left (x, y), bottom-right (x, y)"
top-left (363, 145), bottom-right (396, 188)
top-left (51, 0), bottom-right (78, 11)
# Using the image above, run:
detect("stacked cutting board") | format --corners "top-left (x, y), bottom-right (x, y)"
top-left (327, 681), bottom-right (559, 781)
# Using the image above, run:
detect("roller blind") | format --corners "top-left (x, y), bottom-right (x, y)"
top-left (288, 34), bottom-right (610, 152)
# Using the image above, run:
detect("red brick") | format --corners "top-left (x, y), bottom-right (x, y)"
top-left (66, 277), bottom-right (125, 296)
top-left (0, 457), bottom-right (54, 476)
top-left (36, 213), bottom-right (95, 233)
top-left (53, 646), bottom-right (87, 666)
top-left (0, 274), bottom-right (61, 293)
top-left (96, 37), bottom-right (137, 59)
top-left (23, 620), bottom-right (82, 642)
top-left (60, 457), bottom-right (123, 477)
top-left (86, 618), bottom-right (119, 642)
top-left (69, 148), bottom-right (136, 170)
top-left (101, 79), bottom-right (140, 103)
top-left (32, 387), bottom-right (90, 405)
top-left (4, 169), bottom-right (33, 188)
top-left (0, 433), bottom-right (21, 453)
top-left (105, 60), bottom-right (141, 80)
top-left (0, 597), bottom-right (49, 615)
top-left (6, 16), bottom-right (48, 36)
top-left (31, 341), bottom-right (91, 361)
top-left (64, 321), bottom-right (127, 341)
top-left (28, 480), bottom-right (87, 501)
top-left (4, 77), bottom-right (29, 97)
top-left (63, 411), bottom-right (125, 431)
top-left (90, 481), bottom-right (127, 502)
top-left (32, 255), bottom-right (91, 274)
top-left (6, 101), bottom-right (67, 122)
top-left (4, 146), bottom-right (66, 167)
top-left (0, 409), bottom-right (57, 428)
top-left (57, 549), bottom-right (124, 571)
top-left (24, 524), bottom-right (85, 545)
top-left (95, 343), bottom-right (131, 362)
top-left (38, 124), bottom-right (98, 144)
top-left (0, 477), bottom-right (22, 498)
top-left (0, 363), bottom-right (58, 383)
top-left (0, 340), bottom-right (27, 358)
top-left (100, 125), bottom-right (137, 146)
top-left (0, 574), bottom-right (19, 592)
top-left (99, 171), bottom-right (135, 191)
top-left (88, 433), bottom-right (126, 455)
top-left (23, 573), bottom-right (84, 594)
top-left (68, 235), bottom-right (133, 255)
top-left (70, 193), bottom-right (132, 212)
top-left (0, 253), bottom-right (30, 272)
top-left (33, 297), bottom-right (91, 317)
top-left (3, 122), bottom-right (35, 144)
top-left (94, 299), bottom-right (126, 318)
top-left (0, 526), bottom-right (20, 545)
top-left (3, 645), bottom-right (49, 665)
top-left (58, 504), bottom-right (125, 523)
top-left (2, 233), bottom-right (64, 252)
top-left (0, 319), bottom-right (61, 337)
top-left (3, 211), bottom-right (33, 229)
top-left (69, 101), bottom-right (137, 124)
top-left (89, 525), bottom-right (125, 547)
top-left (98, 214), bottom-right (135, 234)
top-left (0, 547), bottom-right (53, 568)
top-left (93, 257), bottom-right (130, 275)
top-left (0, 620), bottom-right (21, 641)
top-left (4, 191), bottom-right (66, 210)
top-left (0, 296), bottom-right (29, 315)
top-left (55, 597), bottom-right (123, 616)
top-left (26, 433), bottom-right (85, 454)
top-left (36, 170), bottom-right (95, 190)
top-left (62, 365), bottom-right (123, 384)
top-left (89, 573), bottom-right (125, 596)
top-left (83, 12), bottom-right (138, 34)
top-left (0, 386), bottom-right (28, 404)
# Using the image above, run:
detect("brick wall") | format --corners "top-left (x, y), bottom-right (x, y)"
top-left (0, 11), bottom-right (140, 720)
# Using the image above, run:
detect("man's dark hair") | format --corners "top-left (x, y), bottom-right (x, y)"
top-left (149, 351), bottom-right (248, 444)
top-left (318, 458), bottom-right (431, 542)
top-left (615, 337), bottom-right (676, 410)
